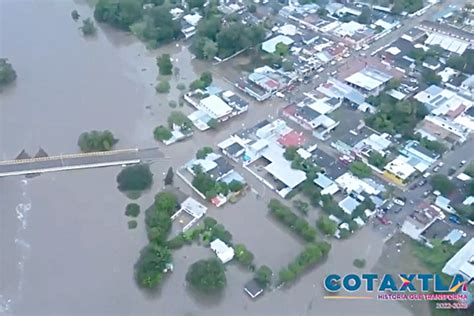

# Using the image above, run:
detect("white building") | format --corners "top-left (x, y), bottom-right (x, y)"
top-left (261, 35), bottom-right (294, 54)
top-left (171, 197), bottom-right (207, 232)
top-left (210, 239), bottom-right (235, 264)
top-left (199, 95), bottom-right (233, 120)
top-left (442, 238), bottom-right (474, 280)
top-left (344, 67), bottom-right (393, 96)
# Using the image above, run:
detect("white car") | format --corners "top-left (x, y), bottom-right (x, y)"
top-left (393, 197), bottom-right (406, 206)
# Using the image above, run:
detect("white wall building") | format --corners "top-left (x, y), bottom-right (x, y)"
top-left (210, 239), bottom-right (235, 264)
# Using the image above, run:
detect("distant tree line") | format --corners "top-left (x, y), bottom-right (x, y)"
top-left (94, 0), bottom-right (181, 48)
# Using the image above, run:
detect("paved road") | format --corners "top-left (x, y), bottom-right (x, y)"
top-left (0, 147), bottom-right (165, 177)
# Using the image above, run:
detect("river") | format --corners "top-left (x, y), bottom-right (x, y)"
top-left (0, 1), bottom-right (416, 315)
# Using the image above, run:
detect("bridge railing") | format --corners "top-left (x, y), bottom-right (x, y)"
top-left (0, 148), bottom-right (139, 166)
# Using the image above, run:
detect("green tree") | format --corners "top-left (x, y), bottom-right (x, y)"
top-left (248, 4), bottom-right (257, 13)
top-left (283, 146), bottom-right (299, 161)
top-left (80, 18), bottom-right (97, 36)
top-left (77, 130), bottom-right (118, 152)
top-left (357, 6), bottom-right (372, 24)
top-left (155, 80), bottom-right (170, 93)
top-left (117, 164), bottom-right (153, 192)
top-left (94, 0), bottom-right (143, 30)
top-left (274, 42), bottom-right (289, 56)
top-left (210, 224), bottom-right (232, 244)
top-left (279, 268), bottom-right (296, 283)
top-left (204, 216), bottom-right (218, 229)
top-left (154, 191), bottom-right (177, 215)
top-left (430, 174), bottom-right (454, 195)
top-left (349, 161), bottom-right (372, 178)
top-left (200, 71), bottom-right (213, 86)
top-left (186, 258), bottom-right (227, 293)
top-left (316, 215), bottom-right (337, 236)
top-left (188, 0), bottom-right (206, 9)
top-left (282, 60), bottom-right (294, 72)
top-left (202, 38), bottom-right (218, 59)
top-left (71, 10), bottom-right (80, 20)
top-left (255, 265), bottom-right (272, 288)
top-left (207, 118), bottom-right (218, 129)
top-left (157, 54), bottom-right (173, 75)
top-left (196, 146), bottom-right (213, 159)
top-left (353, 258), bottom-right (366, 268)
top-left (196, 16), bottom-right (222, 41)
top-left (228, 180), bottom-right (244, 192)
top-left (125, 203), bottom-right (140, 217)
top-left (0, 58), bottom-right (17, 88)
top-left (422, 69), bottom-right (441, 85)
top-left (164, 167), bottom-right (174, 186)
top-left (135, 242), bottom-right (171, 289)
top-left (367, 152), bottom-right (387, 168)
top-left (153, 125), bottom-right (172, 141)
top-left (234, 244), bottom-right (254, 266)
top-left (419, 137), bottom-right (446, 155)
top-left (464, 163), bottom-right (474, 177)
top-left (408, 48), bottom-right (427, 62)
top-left (386, 78), bottom-right (401, 90)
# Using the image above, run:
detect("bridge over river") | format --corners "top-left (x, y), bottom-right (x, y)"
top-left (0, 148), bottom-right (164, 177)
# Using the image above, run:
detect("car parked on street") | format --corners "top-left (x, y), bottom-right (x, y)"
top-left (418, 179), bottom-right (427, 187)
top-left (393, 197), bottom-right (406, 206)
top-left (448, 214), bottom-right (461, 225)
top-left (377, 213), bottom-right (392, 225)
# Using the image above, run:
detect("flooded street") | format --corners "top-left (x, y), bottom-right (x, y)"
top-left (1, 1), bottom-right (414, 315)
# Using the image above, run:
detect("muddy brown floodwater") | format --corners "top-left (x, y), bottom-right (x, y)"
top-left (1, 1), bottom-right (417, 315)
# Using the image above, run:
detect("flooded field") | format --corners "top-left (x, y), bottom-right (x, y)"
top-left (1, 1), bottom-right (415, 315)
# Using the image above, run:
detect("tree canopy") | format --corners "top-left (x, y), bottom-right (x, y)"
top-left (392, 0), bottom-right (423, 14)
top-left (196, 146), bottom-right (213, 159)
top-left (0, 59), bottom-right (17, 88)
top-left (192, 16), bottom-right (265, 59)
top-left (95, 1), bottom-right (181, 47)
top-left (316, 215), bottom-right (337, 236)
top-left (367, 152), bottom-right (387, 169)
top-left (80, 18), bottom-right (97, 36)
top-left (186, 258), bottom-right (227, 293)
top-left (430, 175), bottom-right (454, 196)
top-left (278, 242), bottom-right (331, 285)
top-left (255, 265), bottom-right (272, 288)
top-left (190, 71), bottom-right (213, 90)
top-left (117, 164), bottom-right (153, 192)
top-left (157, 54), bottom-right (173, 75)
top-left (125, 203), bottom-right (140, 217)
top-left (77, 130), bottom-right (118, 152)
top-left (268, 199), bottom-right (316, 242)
top-left (135, 241), bottom-right (171, 288)
top-left (349, 161), bottom-right (372, 178)
top-left (365, 98), bottom-right (428, 137)
top-left (446, 50), bottom-right (474, 74)
top-left (153, 125), bottom-right (172, 141)
top-left (94, 0), bottom-right (143, 30)
top-left (422, 69), bottom-right (441, 85)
